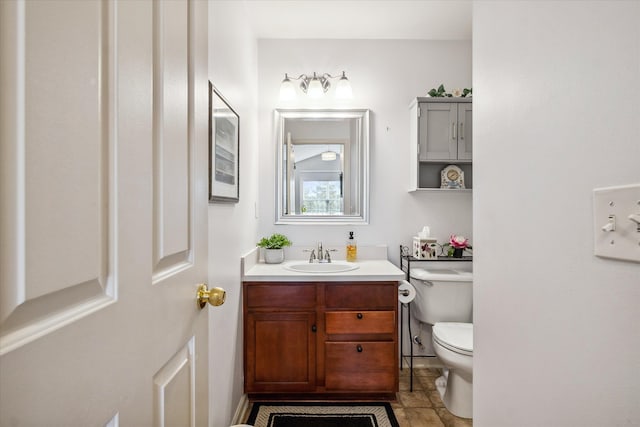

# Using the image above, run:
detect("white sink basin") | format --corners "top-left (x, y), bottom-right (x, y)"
top-left (284, 262), bottom-right (360, 273)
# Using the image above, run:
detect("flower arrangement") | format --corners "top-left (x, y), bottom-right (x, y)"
top-left (427, 84), bottom-right (472, 98)
top-left (257, 233), bottom-right (292, 249)
top-left (444, 234), bottom-right (472, 257)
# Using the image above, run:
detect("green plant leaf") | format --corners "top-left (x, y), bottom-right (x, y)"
top-left (257, 233), bottom-right (292, 249)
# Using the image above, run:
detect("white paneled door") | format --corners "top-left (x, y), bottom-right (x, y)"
top-left (0, 0), bottom-right (211, 425)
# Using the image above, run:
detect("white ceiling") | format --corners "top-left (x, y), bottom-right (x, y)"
top-left (241, 0), bottom-right (472, 40)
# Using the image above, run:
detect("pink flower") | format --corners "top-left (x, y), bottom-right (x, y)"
top-left (449, 234), bottom-right (469, 249)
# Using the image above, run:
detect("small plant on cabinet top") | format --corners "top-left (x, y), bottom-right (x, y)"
top-left (257, 233), bottom-right (292, 249)
top-left (427, 84), bottom-right (472, 98)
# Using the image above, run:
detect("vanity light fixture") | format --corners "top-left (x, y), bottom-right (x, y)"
top-left (279, 71), bottom-right (352, 100)
top-left (279, 74), bottom-right (296, 100)
top-left (335, 72), bottom-right (353, 99)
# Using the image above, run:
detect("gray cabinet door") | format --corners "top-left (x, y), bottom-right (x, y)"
top-left (419, 102), bottom-right (458, 160)
top-left (457, 103), bottom-right (472, 160)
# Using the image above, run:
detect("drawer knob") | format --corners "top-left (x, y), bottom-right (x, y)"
top-left (311, 324), bottom-right (317, 332)
top-left (357, 345), bottom-right (363, 353)
top-left (356, 313), bottom-right (363, 319)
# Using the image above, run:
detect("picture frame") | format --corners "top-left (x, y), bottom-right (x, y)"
top-left (209, 82), bottom-right (240, 202)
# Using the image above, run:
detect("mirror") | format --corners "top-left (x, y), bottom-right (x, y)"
top-left (275, 109), bottom-right (370, 224)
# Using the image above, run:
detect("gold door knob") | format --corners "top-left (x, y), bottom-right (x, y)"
top-left (197, 284), bottom-right (226, 309)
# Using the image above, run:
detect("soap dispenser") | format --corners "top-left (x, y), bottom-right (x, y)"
top-left (346, 231), bottom-right (357, 262)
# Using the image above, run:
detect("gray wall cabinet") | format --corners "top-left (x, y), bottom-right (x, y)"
top-left (409, 97), bottom-right (472, 191)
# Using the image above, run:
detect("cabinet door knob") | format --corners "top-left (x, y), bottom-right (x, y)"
top-left (356, 313), bottom-right (363, 319)
top-left (356, 345), bottom-right (363, 353)
top-left (311, 324), bottom-right (317, 332)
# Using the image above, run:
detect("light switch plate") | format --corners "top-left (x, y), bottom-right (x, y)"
top-left (593, 183), bottom-right (640, 262)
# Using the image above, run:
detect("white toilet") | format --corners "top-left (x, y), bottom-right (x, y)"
top-left (410, 265), bottom-right (473, 419)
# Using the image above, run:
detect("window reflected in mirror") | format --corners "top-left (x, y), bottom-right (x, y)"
top-left (275, 110), bottom-right (369, 224)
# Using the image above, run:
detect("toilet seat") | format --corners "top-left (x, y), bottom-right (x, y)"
top-left (433, 322), bottom-right (473, 356)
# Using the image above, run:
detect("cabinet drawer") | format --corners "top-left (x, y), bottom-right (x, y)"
top-left (325, 311), bottom-right (395, 335)
top-left (325, 342), bottom-right (396, 391)
top-left (245, 283), bottom-right (316, 309)
top-left (325, 283), bottom-right (396, 309)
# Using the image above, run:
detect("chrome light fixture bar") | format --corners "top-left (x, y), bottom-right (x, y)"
top-left (280, 71), bottom-right (352, 100)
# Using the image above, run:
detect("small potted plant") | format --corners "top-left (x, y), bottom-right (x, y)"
top-left (444, 234), bottom-right (472, 258)
top-left (257, 233), bottom-right (292, 264)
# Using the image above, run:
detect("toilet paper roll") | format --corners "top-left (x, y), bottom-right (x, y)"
top-left (398, 280), bottom-right (416, 304)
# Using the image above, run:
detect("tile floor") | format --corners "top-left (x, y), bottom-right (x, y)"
top-left (393, 365), bottom-right (472, 427)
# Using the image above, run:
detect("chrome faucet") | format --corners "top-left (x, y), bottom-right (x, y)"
top-left (306, 242), bottom-right (335, 263)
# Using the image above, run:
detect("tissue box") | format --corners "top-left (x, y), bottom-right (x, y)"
top-left (413, 237), bottom-right (438, 259)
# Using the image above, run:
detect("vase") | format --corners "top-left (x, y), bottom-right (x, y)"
top-left (264, 248), bottom-right (284, 264)
top-left (452, 248), bottom-right (464, 258)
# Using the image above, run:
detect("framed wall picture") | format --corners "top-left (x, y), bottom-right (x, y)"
top-left (209, 82), bottom-right (240, 202)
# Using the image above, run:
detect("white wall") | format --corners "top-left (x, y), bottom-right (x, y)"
top-left (257, 39), bottom-right (473, 266)
top-left (473, 2), bottom-right (640, 426)
top-left (208, 1), bottom-right (259, 425)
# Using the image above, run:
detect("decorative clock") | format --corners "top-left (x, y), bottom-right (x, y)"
top-left (440, 165), bottom-right (465, 189)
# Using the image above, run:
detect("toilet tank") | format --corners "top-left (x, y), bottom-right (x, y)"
top-left (410, 266), bottom-right (473, 325)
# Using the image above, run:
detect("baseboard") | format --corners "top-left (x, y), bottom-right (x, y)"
top-left (401, 355), bottom-right (445, 369)
top-left (231, 394), bottom-right (250, 425)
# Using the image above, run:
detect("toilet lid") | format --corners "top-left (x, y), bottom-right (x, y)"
top-left (433, 322), bottom-right (473, 355)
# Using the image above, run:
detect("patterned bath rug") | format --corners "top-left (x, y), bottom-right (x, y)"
top-left (246, 402), bottom-right (399, 427)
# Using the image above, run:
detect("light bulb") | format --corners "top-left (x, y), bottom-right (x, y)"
top-left (335, 72), bottom-right (352, 99)
top-left (279, 74), bottom-right (296, 100)
top-left (307, 75), bottom-right (324, 98)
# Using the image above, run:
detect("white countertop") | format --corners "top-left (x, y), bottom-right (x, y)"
top-left (243, 259), bottom-right (405, 282)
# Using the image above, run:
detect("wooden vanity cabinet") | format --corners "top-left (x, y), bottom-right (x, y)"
top-left (243, 281), bottom-right (398, 397)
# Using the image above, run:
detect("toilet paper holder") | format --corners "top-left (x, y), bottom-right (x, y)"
top-left (398, 280), bottom-right (416, 304)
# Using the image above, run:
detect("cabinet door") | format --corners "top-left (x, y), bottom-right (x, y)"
top-left (419, 102), bottom-right (457, 161)
top-left (245, 311), bottom-right (316, 392)
top-left (457, 103), bottom-right (472, 160)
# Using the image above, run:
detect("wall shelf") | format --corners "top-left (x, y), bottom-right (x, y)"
top-left (408, 188), bottom-right (472, 193)
top-left (398, 245), bottom-right (472, 392)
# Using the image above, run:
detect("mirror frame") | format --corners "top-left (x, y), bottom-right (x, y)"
top-left (274, 109), bottom-right (370, 224)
